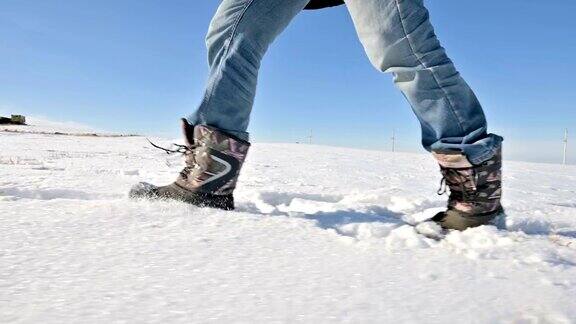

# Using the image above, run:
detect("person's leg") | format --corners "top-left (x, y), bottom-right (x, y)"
top-left (188, 0), bottom-right (310, 141)
top-left (345, 0), bottom-right (502, 165)
top-left (132, 1), bottom-right (309, 209)
top-left (345, 0), bottom-right (504, 229)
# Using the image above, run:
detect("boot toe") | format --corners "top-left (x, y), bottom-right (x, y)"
top-left (129, 182), bottom-right (160, 199)
top-left (432, 209), bottom-right (507, 231)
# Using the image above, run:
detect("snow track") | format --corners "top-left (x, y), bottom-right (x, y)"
top-left (1, 132), bottom-right (576, 323)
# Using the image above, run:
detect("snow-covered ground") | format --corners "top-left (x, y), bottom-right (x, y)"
top-left (1, 127), bottom-right (576, 323)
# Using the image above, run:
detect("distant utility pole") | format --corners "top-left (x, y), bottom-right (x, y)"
top-left (308, 130), bottom-right (313, 145)
top-left (563, 128), bottom-right (568, 165)
top-left (391, 129), bottom-right (396, 153)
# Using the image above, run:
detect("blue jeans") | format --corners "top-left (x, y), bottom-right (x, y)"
top-left (189, 0), bottom-right (503, 164)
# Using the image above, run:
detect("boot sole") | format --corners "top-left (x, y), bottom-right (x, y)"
top-left (130, 182), bottom-right (234, 211)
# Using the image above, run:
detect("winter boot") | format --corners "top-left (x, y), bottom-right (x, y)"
top-left (129, 119), bottom-right (250, 210)
top-left (431, 148), bottom-right (505, 230)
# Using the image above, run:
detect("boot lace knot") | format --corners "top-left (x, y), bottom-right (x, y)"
top-left (436, 168), bottom-right (477, 202)
top-left (147, 138), bottom-right (200, 179)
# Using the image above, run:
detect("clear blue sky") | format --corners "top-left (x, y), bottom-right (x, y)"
top-left (1, 0), bottom-right (575, 164)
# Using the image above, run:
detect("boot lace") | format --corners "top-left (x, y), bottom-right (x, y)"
top-left (147, 138), bottom-right (195, 155)
top-left (436, 168), bottom-right (476, 202)
top-left (147, 138), bottom-right (199, 179)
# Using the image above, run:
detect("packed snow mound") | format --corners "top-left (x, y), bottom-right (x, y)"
top-left (1, 133), bottom-right (576, 323)
top-left (0, 115), bottom-right (126, 136)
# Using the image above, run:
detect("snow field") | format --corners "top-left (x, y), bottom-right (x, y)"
top-left (1, 131), bottom-right (576, 323)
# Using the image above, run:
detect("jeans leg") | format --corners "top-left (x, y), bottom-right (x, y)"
top-left (188, 0), bottom-right (310, 141)
top-left (345, 0), bottom-right (502, 164)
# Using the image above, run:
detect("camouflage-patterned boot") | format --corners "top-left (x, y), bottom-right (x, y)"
top-left (431, 148), bottom-right (505, 230)
top-left (129, 119), bottom-right (250, 210)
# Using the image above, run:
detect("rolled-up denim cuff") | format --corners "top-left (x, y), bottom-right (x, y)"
top-left (185, 116), bottom-right (250, 142)
top-left (221, 128), bottom-right (250, 142)
top-left (463, 134), bottom-right (503, 165)
top-left (430, 133), bottom-right (503, 165)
